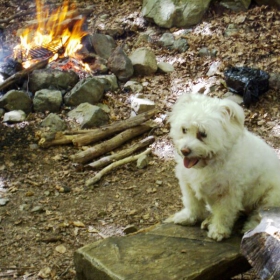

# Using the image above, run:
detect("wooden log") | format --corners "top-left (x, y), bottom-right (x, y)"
top-left (0, 58), bottom-right (49, 91)
top-left (38, 134), bottom-right (77, 148)
top-left (85, 148), bottom-right (152, 187)
top-left (70, 123), bottom-right (154, 164)
top-left (86, 136), bottom-right (155, 169)
top-left (241, 207), bottom-right (280, 280)
top-left (72, 109), bottom-right (157, 147)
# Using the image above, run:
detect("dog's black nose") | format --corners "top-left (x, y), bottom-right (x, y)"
top-left (181, 148), bottom-right (191, 156)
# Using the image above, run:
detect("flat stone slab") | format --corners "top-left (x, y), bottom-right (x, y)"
top-left (74, 223), bottom-right (250, 280)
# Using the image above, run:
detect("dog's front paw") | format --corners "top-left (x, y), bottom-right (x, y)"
top-left (165, 209), bottom-right (197, 226)
top-left (207, 224), bottom-right (231, 242)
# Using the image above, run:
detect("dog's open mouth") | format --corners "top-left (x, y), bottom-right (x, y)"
top-left (184, 157), bottom-right (199, 168)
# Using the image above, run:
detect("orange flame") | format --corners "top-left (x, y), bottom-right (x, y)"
top-left (14, 0), bottom-right (88, 67)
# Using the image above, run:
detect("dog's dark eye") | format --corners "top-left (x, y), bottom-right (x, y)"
top-left (182, 127), bottom-right (187, 134)
top-left (197, 131), bottom-right (207, 140)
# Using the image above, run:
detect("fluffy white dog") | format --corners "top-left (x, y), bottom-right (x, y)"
top-left (166, 93), bottom-right (280, 241)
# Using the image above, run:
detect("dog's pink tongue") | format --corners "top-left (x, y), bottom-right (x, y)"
top-left (184, 158), bottom-right (199, 168)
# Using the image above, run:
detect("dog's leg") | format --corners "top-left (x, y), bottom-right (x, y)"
top-left (206, 197), bottom-right (241, 241)
top-left (165, 184), bottom-right (207, 225)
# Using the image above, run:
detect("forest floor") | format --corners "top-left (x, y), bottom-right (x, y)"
top-left (1, 0), bottom-right (280, 279)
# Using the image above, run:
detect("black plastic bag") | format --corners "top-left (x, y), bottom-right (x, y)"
top-left (224, 66), bottom-right (269, 107)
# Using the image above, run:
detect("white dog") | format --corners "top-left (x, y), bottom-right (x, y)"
top-left (166, 93), bottom-right (280, 241)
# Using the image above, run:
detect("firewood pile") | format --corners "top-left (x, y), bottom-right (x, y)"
top-left (35, 109), bottom-right (157, 186)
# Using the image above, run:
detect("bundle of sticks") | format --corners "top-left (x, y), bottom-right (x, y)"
top-left (36, 109), bottom-right (158, 186)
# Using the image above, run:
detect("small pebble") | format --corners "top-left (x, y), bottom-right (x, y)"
top-left (0, 198), bottom-right (9, 206)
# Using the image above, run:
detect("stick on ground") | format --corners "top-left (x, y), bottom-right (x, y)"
top-left (85, 148), bottom-right (152, 187)
top-left (86, 136), bottom-right (155, 169)
top-left (70, 123), bottom-right (154, 164)
top-left (72, 109), bottom-right (157, 147)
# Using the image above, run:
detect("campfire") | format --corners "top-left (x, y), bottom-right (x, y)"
top-left (13, 0), bottom-right (89, 70)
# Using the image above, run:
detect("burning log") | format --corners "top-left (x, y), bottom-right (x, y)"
top-left (70, 123), bottom-right (155, 164)
top-left (0, 58), bottom-right (48, 91)
top-left (86, 136), bottom-right (155, 169)
top-left (13, 0), bottom-right (94, 66)
top-left (241, 207), bottom-right (280, 279)
top-left (85, 148), bottom-right (152, 187)
top-left (72, 109), bottom-right (157, 147)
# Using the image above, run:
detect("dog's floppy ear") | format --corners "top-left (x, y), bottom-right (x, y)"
top-left (220, 99), bottom-right (245, 127)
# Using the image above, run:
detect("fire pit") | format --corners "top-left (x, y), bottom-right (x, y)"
top-left (13, 0), bottom-right (89, 68)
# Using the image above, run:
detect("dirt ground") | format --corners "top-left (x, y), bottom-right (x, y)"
top-left (1, 0), bottom-right (280, 279)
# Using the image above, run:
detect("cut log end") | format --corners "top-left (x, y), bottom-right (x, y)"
top-left (241, 207), bottom-right (280, 280)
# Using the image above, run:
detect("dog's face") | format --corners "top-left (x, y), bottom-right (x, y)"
top-left (169, 94), bottom-right (245, 169)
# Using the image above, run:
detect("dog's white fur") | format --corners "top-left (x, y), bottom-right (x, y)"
top-left (167, 93), bottom-right (280, 241)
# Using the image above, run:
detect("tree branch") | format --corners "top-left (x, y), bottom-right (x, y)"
top-left (72, 109), bottom-right (157, 147)
top-left (86, 136), bottom-right (155, 169)
top-left (70, 123), bottom-right (154, 164)
top-left (85, 148), bottom-right (152, 187)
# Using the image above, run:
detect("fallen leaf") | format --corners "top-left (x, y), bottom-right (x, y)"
top-left (73, 221), bottom-right (85, 227)
top-left (25, 191), bottom-right (34, 197)
top-left (142, 213), bottom-right (150, 220)
top-left (55, 244), bottom-right (66, 254)
top-left (73, 227), bottom-right (79, 236)
top-left (88, 226), bottom-right (99, 233)
top-left (127, 209), bottom-right (137, 216)
top-left (38, 267), bottom-right (52, 278)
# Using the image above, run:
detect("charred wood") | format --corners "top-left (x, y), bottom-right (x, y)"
top-left (0, 58), bottom-right (48, 91)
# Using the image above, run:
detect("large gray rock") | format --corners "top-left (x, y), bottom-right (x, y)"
top-left (142, 0), bottom-right (211, 28)
top-left (219, 0), bottom-right (251, 11)
top-left (40, 113), bottom-right (67, 132)
top-left (64, 77), bottom-right (105, 107)
top-left (74, 223), bottom-right (250, 280)
top-left (0, 90), bottom-right (32, 113)
top-left (33, 89), bottom-right (62, 112)
top-left (254, 0), bottom-right (280, 8)
top-left (29, 69), bottom-right (79, 93)
top-left (85, 34), bottom-right (117, 60)
top-left (94, 74), bottom-right (119, 92)
top-left (129, 48), bottom-right (157, 76)
top-left (67, 103), bottom-right (109, 128)
top-left (108, 46), bottom-right (134, 82)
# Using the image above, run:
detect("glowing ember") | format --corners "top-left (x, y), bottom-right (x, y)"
top-left (14, 0), bottom-right (88, 68)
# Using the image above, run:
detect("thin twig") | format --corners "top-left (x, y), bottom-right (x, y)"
top-left (85, 148), bottom-right (152, 187)
top-left (86, 136), bottom-right (155, 169)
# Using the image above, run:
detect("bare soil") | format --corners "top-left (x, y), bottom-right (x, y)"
top-left (1, 0), bottom-right (280, 279)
